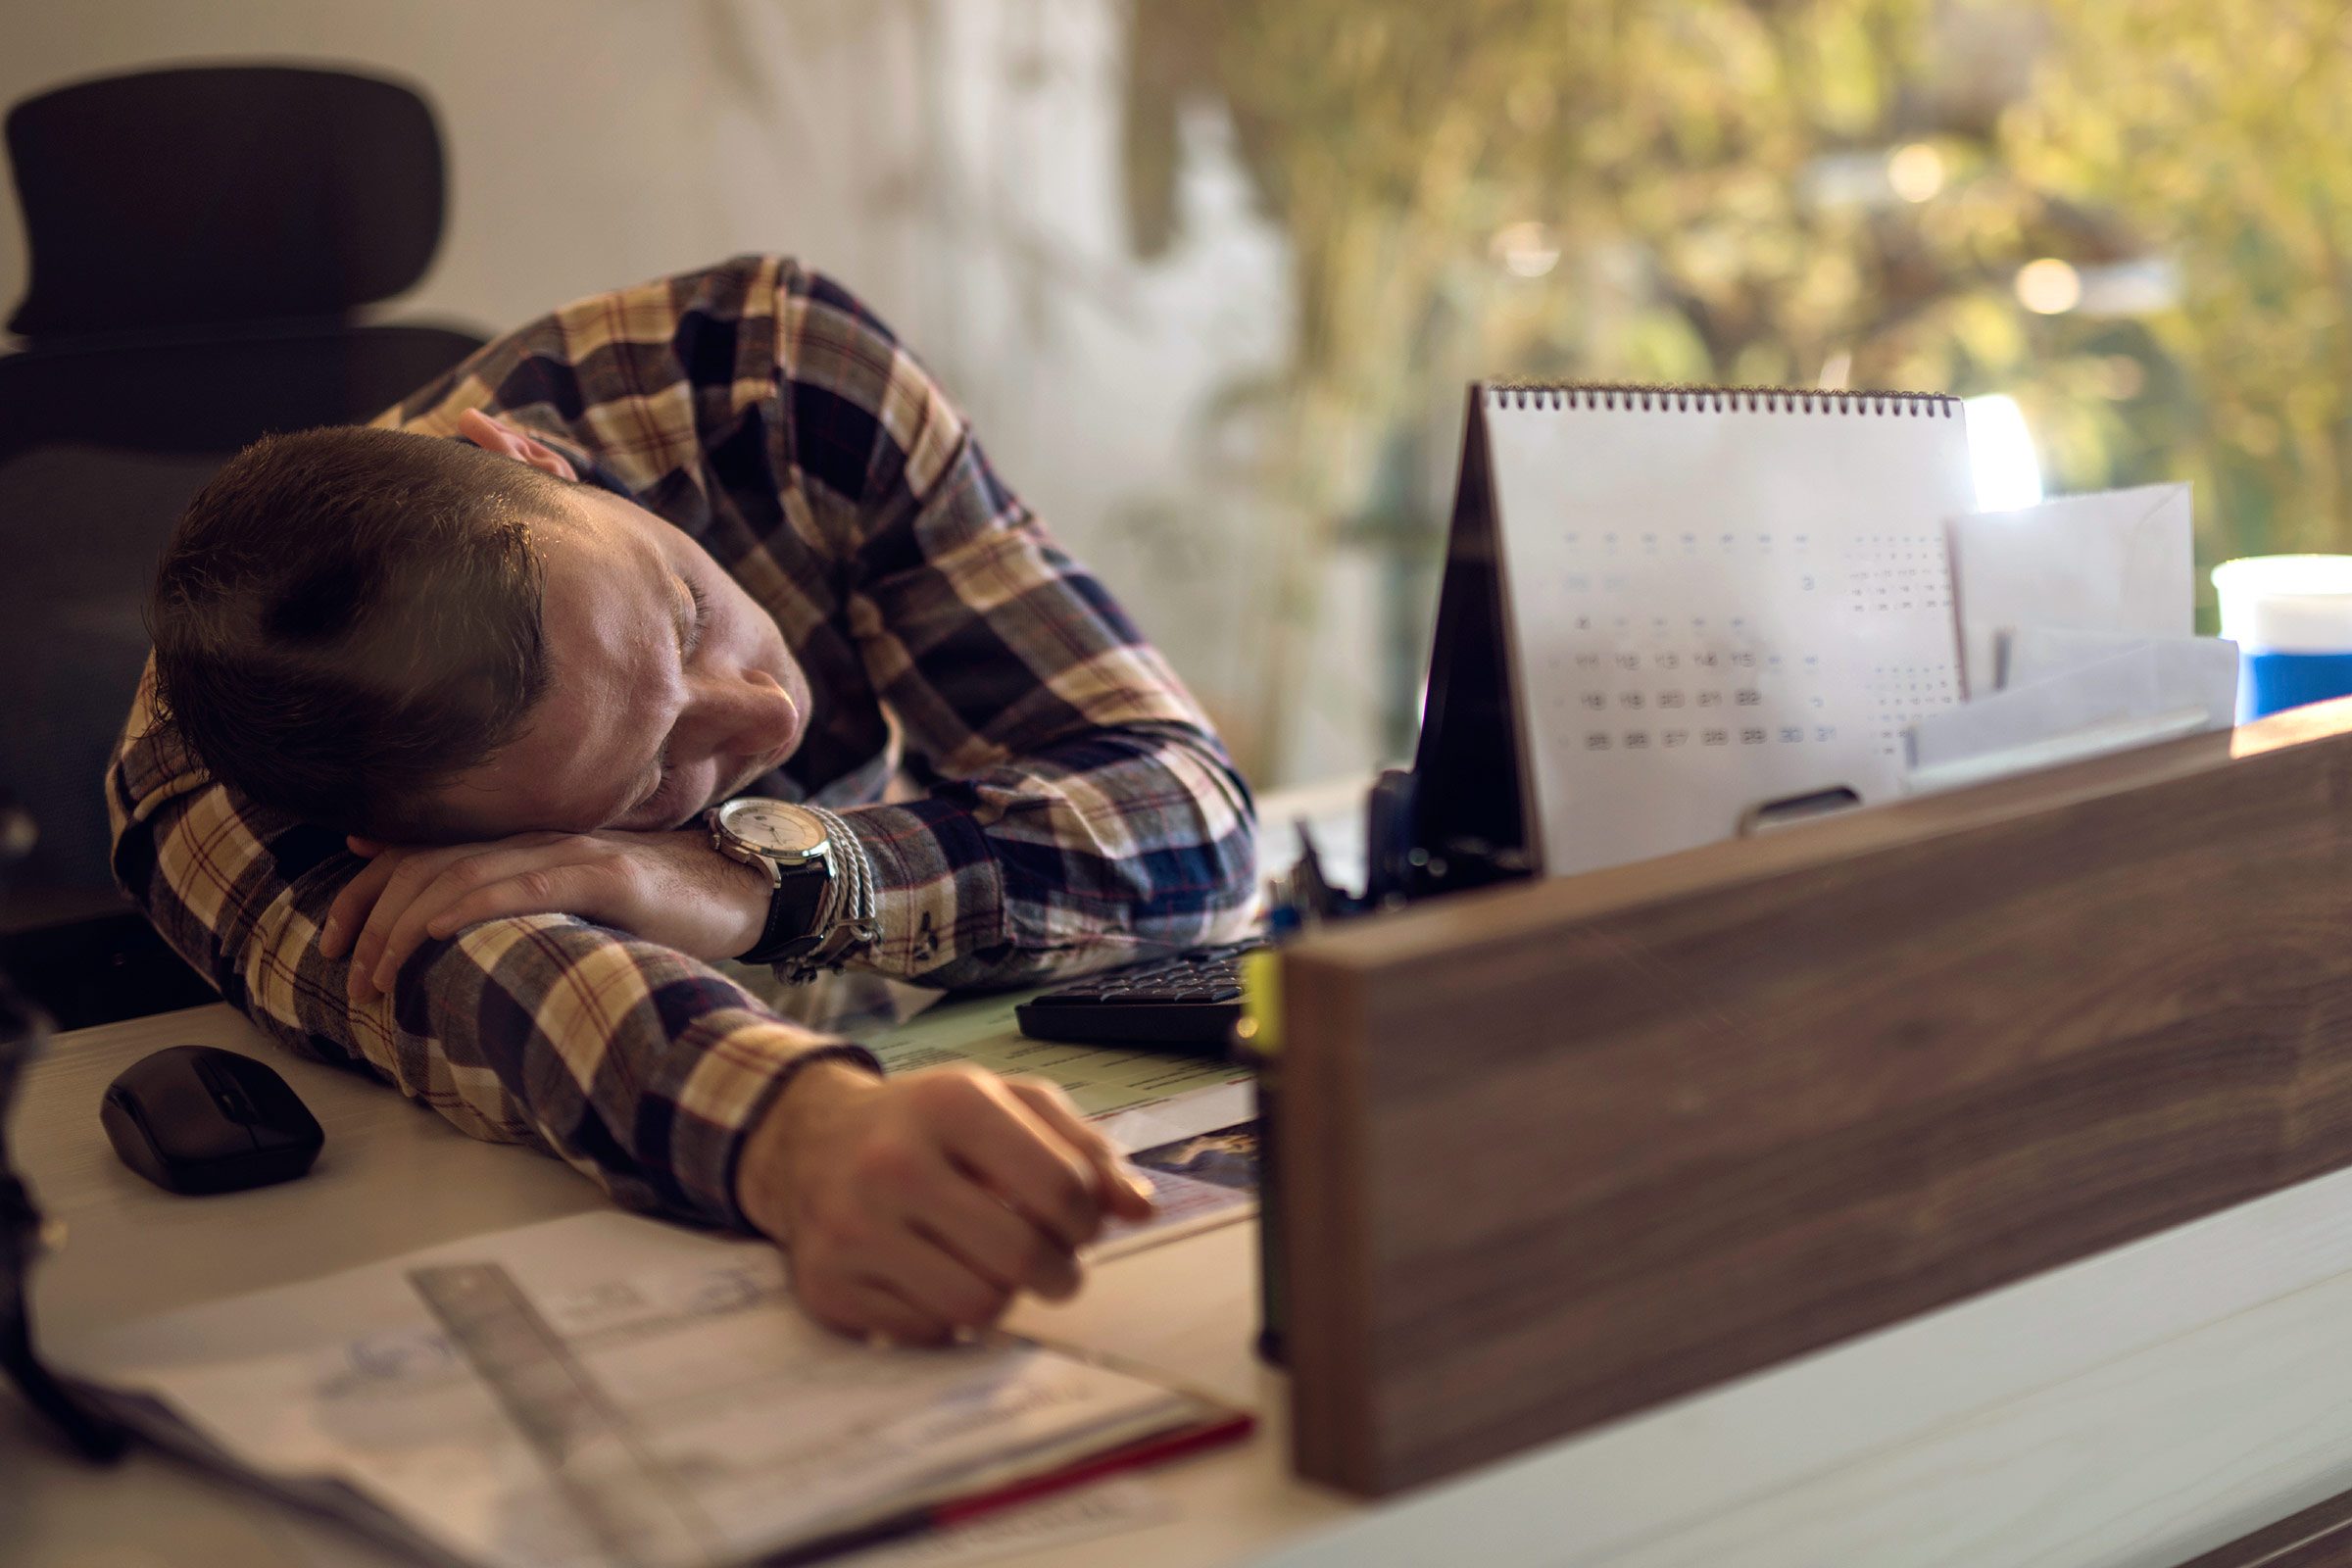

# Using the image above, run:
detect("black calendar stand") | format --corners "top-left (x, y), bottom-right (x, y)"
top-left (1406, 389), bottom-right (1539, 901)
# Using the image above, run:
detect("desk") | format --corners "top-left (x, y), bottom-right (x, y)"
top-left (0, 1001), bottom-right (1351, 1566)
top-left (18, 1004), bottom-right (2352, 1566)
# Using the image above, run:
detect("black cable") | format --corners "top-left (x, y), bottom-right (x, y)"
top-left (0, 795), bottom-right (129, 1461)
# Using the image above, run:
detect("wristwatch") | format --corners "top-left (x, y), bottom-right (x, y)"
top-left (705, 799), bottom-right (877, 976)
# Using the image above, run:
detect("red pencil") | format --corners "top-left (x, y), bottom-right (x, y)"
top-left (763, 1409), bottom-right (1259, 1566)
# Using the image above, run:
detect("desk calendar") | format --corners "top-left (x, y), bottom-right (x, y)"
top-left (1412, 383), bottom-right (1979, 880)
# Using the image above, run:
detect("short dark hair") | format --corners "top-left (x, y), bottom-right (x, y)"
top-left (148, 426), bottom-right (560, 841)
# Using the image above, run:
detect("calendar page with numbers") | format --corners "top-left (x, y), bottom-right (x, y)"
top-left (1479, 384), bottom-right (1979, 876)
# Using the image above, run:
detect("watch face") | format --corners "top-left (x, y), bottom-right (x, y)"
top-left (716, 800), bottom-right (827, 858)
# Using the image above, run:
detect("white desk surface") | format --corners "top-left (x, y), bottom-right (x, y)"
top-left (17, 999), bottom-right (2352, 1567)
top-left (1, 1000), bottom-right (1352, 1567)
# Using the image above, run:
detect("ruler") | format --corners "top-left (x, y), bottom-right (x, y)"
top-left (408, 1261), bottom-right (723, 1568)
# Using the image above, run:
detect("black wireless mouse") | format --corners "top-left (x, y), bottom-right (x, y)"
top-left (100, 1045), bottom-right (323, 1196)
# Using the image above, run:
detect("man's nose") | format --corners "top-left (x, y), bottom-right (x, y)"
top-left (683, 668), bottom-right (797, 758)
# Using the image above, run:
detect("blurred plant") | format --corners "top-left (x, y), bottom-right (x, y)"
top-left (1999, 0), bottom-right (2352, 561)
top-left (1122, 0), bottom-right (2352, 771)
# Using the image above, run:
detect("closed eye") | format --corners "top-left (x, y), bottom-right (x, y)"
top-left (622, 575), bottom-right (713, 826)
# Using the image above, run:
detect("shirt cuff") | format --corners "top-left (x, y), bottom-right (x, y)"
top-left (658, 1019), bottom-right (881, 1232)
top-left (829, 797), bottom-right (1007, 981)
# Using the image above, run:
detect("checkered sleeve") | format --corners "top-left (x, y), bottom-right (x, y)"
top-left (776, 271), bottom-right (1259, 984)
top-left (104, 667), bottom-right (876, 1228)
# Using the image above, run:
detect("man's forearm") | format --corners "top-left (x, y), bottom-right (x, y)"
top-left (327, 827), bottom-right (775, 1005)
top-left (358, 915), bottom-right (884, 1226)
top-left (110, 713), bottom-right (882, 1226)
top-left (834, 721), bottom-right (1259, 991)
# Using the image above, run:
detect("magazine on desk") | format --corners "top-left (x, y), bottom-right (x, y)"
top-left (56, 1210), bottom-right (1250, 1568)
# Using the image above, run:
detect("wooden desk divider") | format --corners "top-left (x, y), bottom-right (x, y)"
top-left (1277, 696), bottom-right (2352, 1496)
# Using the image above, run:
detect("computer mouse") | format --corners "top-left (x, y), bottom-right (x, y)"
top-left (99, 1045), bottom-right (323, 1196)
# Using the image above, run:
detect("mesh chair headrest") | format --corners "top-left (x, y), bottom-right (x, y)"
top-left (6, 65), bottom-right (447, 339)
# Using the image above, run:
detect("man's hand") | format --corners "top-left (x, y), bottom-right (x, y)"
top-left (319, 829), bottom-right (772, 1003)
top-left (739, 1060), bottom-right (1157, 1343)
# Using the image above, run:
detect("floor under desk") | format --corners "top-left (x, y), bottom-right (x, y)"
top-left (17, 997), bottom-right (2352, 1567)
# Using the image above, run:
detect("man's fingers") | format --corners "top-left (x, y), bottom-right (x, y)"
top-left (372, 847), bottom-right (617, 993)
top-left (369, 863), bottom-right (506, 995)
top-left (341, 851), bottom-right (447, 1002)
top-left (391, 861), bottom-right (627, 977)
top-left (906, 1151), bottom-right (1085, 1301)
top-left (419, 843), bottom-right (620, 941)
top-left (1005, 1078), bottom-right (1156, 1220)
top-left (857, 1226), bottom-right (1016, 1332)
top-left (932, 1080), bottom-right (1103, 1250)
top-left (321, 848), bottom-right (406, 961)
top-left (351, 843), bottom-right (515, 998)
top-left (799, 1274), bottom-right (953, 1346)
top-left (343, 834), bottom-right (583, 1000)
top-left (347, 849), bottom-right (450, 987)
top-left (355, 846), bottom-right (498, 992)
top-left (370, 872), bottom-right (497, 996)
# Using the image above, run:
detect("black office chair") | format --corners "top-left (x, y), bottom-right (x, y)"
top-left (0, 66), bottom-right (487, 1028)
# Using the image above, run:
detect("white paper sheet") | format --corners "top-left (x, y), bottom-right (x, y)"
top-left (2005, 626), bottom-right (2232, 702)
top-left (1945, 482), bottom-right (2193, 697)
top-left (1903, 636), bottom-right (2237, 792)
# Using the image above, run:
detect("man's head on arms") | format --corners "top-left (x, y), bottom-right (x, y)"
top-left (150, 410), bottom-right (811, 844)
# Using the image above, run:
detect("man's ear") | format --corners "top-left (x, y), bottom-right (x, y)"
top-left (454, 408), bottom-right (579, 482)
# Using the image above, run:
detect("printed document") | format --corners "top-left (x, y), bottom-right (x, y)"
top-left (62, 1211), bottom-right (1238, 1568)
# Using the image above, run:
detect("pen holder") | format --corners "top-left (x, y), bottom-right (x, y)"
top-left (1235, 952), bottom-right (1286, 1367)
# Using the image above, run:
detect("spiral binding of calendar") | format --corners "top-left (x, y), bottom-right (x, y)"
top-left (1484, 381), bottom-right (1960, 417)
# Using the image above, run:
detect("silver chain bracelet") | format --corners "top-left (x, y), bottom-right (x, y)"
top-left (785, 804), bottom-right (880, 981)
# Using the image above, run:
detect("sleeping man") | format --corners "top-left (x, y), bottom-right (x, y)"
top-left (107, 257), bottom-right (1257, 1342)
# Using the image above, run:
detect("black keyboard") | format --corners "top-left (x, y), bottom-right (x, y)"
top-left (1013, 943), bottom-right (1265, 1054)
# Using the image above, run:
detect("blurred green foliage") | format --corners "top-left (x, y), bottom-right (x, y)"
top-left (1124, 0), bottom-right (2350, 763)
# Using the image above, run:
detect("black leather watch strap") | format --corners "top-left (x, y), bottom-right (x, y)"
top-left (741, 867), bottom-right (829, 965)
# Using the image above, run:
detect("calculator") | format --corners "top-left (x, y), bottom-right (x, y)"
top-left (1012, 942), bottom-right (1264, 1054)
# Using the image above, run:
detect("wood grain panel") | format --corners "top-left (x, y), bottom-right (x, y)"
top-left (1281, 697), bottom-right (2352, 1495)
top-left (2179, 1488), bottom-right (2352, 1568)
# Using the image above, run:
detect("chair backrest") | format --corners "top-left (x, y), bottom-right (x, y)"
top-left (0, 65), bottom-right (486, 1026)
top-left (7, 65), bottom-right (446, 338)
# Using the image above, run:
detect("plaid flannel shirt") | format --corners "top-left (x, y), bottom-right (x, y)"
top-left (105, 256), bottom-right (1257, 1228)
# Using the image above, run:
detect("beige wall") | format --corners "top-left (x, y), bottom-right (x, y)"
top-left (0, 3), bottom-right (932, 347)
top-left (0, 1), bottom-right (1391, 788)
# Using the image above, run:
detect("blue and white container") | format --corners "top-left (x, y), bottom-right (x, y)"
top-left (2212, 554), bottom-right (2352, 722)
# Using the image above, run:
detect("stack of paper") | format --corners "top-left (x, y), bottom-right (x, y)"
top-left (1946, 483), bottom-right (2195, 698)
top-left (1905, 482), bottom-right (2235, 791)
